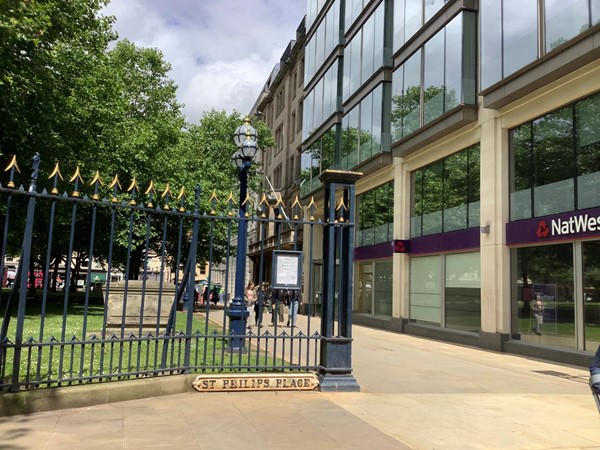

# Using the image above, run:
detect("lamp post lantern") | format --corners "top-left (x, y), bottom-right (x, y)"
top-left (226, 116), bottom-right (258, 352)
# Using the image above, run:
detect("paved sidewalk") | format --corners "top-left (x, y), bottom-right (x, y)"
top-left (1, 316), bottom-right (599, 449)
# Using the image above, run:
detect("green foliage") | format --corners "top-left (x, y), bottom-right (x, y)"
top-left (0, 1), bottom-right (276, 280)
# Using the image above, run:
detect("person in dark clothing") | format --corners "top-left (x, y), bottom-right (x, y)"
top-left (590, 345), bottom-right (600, 413)
top-left (210, 286), bottom-right (219, 305)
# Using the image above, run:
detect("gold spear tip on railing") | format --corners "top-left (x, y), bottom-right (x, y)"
top-left (4, 155), bottom-right (20, 173)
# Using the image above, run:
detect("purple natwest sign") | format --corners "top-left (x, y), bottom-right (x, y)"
top-left (506, 207), bottom-right (600, 246)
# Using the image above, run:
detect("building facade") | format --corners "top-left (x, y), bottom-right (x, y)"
top-left (301, 0), bottom-right (600, 365)
top-left (248, 20), bottom-right (307, 285)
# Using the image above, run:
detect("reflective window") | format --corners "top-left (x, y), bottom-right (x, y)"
top-left (545, 0), bottom-right (589, 52)
top-left (304, 0), bottom-right (340, 85)
top-left (356, 261), bottom-right (393, 316)
top-left (480, 0), bottom-right (502, 89)
top-left (340, 85), bottom-right (384, 171)
top-left (425, 0), bottom-right (448, 22)
top-left (576, 93), bottom-right (600, 210)
top-left (412, 144), bottom-right (480, 237)
top-left (481, 0), bottom-right (597, 90)
top-left (410, 255), bottom-right (442, 325)
top-left (401, 50), bottom-right (421, 136)
top-left (391, 12), bottom-right (475, 140)
top-left (423, 32), bottom-right (445, 124)
top-left (343, 3), bottom-right (385, 101)
top-left (512, 244), bottom-right (575, 349)
top-left (357, 182), bottom-right (393, 247)
top-left (341, 107), bottom-right (359, 170)
top-left (303, 62), bottom-right (340, 141)
top-left (445, 253), bottom-right (481, 332)
top-left (532, 107), bottom-right (574, 216)
top-left (510, 93), bottom-right (600, 220)
top-left (300, 126), bottom-right (336, 197)
top-left (503, 0), bottom-right (538, 77)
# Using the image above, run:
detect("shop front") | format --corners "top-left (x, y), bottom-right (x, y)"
top-left (508, 210), bottom-right (600, 353)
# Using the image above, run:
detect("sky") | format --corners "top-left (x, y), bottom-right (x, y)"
top-left (101, 0), bottom-right (306, 124)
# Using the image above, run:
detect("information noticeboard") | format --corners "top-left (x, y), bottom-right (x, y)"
top-left (272, 250), bottom-right (303, 290)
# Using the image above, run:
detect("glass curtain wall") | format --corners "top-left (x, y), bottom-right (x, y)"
top-left (300, 125), bottom-right (336, 197)
top-left (302, 63), bottom-right (340, 142)
top-left (343, 3), bottom-right (385, 101)
top-left (357, 182), bottom-right (394, 247)
top-left (481, 0), bottom-right (599, 90)
top-left (357, 261), bottom-right (393, 315)
top-left (340, 84), bottom-right (384, 170)
top-left (511, 244), bottom-right (575, 349)
top-left (509, 92), bottom-right (600, 220)
top-left (410, 253), bottom-right (481, 331)
top-left (411, 144), bottom-right (480, 238)
top-left (392, 12), bottom-right (476, 141)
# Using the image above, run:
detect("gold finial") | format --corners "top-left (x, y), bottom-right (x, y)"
top-left (177, 186), bottom-right (186, 212)
top-left (90, 170), bottom-right (103, 186)
top-left (307, 196), bottom-right (317, 221)
top-left (109, 174), bottom-right (122, 203)
top-left (69, 166), bottom-right (84, 198)
top-left (109, 174), bottom-right (121, 190)
top-left (126, 176), bottom-right (139, 193)
top-left (144, 180), bottom-right (155, 196)
top-left (4, 155), bottom-right (20, 173)
top-left (90, 171), bottom-right (103, 200)
top-left (161, 183), bottom-right (172, 198)
top-left (291, 195), bottom-right (301, 220)
top-left (48, 162), bottom-right (64, 180)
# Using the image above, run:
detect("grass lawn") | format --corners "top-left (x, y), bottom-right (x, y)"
top-left (0, 291), bottom-right (284, 388)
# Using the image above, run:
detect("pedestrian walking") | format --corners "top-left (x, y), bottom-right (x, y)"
top-left (287, 289), bottom-right (302, 327)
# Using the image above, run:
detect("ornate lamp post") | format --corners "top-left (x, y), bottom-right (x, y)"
top-left (227, 116), bottom-right (258, 352)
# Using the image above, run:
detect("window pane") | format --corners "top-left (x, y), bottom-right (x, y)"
top-left (425, 0), bottom-right (446, 22)
top-left (445, 14), bottom-right (463, 110)
top-left (373, 4), bottom-right (385, 69)
top-left (510, 124), bottom-right (533, 220)
top-left (445, 252), bottom-right (481, 332)
top-left (480, 0), bottom-right (502, 88)
top-left (374, 261), bottom-right (393, 315)
top-left (410, 255), bottom-right (442, 325)
top-left (393, 0), bottom-right (406, 51)
top-left (576, 94), bottom-right (600, 209)
top-left (545, 0), bottom-right (590, 52)
top-left (391, 66), bottom-right (404, 142)
top-left (444, 151), bottom-right (468, 232)
top-left (371, 84), bottom-right (382, 154)
top-left (532, 107), bottom-right (574, 216)
top-left (321, 128), bottom-right (336, 171)
top-left (422, 162), bottom-right (443, 235)
top-left (594, 0), bottom-right (600, 25)
top-left (405, 0), bottom-right (422, 42)
top-left (423, 31), bottom-right (445, 124)
top-left (411, 170), bottom-right (423, 238)
top-left (362, 15), bottom-right (375, 84)
top-left (402, 50), bottom-right (422, 137)
top-left (468, 145), bottom-right (481, 228)
top-left (503, 0), bottom-right (538, 77)
top-left (357, 263), bottom-right (373, 313)
top-left (359, 92), bottom-right (373, 162)
top-left (512, 244), bottom-right (575, 349)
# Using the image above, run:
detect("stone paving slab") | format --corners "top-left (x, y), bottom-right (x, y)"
top-left (1, 318), bottom-right (600, 449)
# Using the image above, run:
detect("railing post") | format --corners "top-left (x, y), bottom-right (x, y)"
top-left (11, 154), bottom-right (41, 389)
top-left (318, 169), bottom-right (361, 392)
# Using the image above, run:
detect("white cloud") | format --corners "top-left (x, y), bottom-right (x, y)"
top-left (102, 0), bottom-right (306, 123)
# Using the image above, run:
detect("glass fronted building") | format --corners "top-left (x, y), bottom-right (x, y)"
top-left (301, 0), bottom-right (600, 365)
